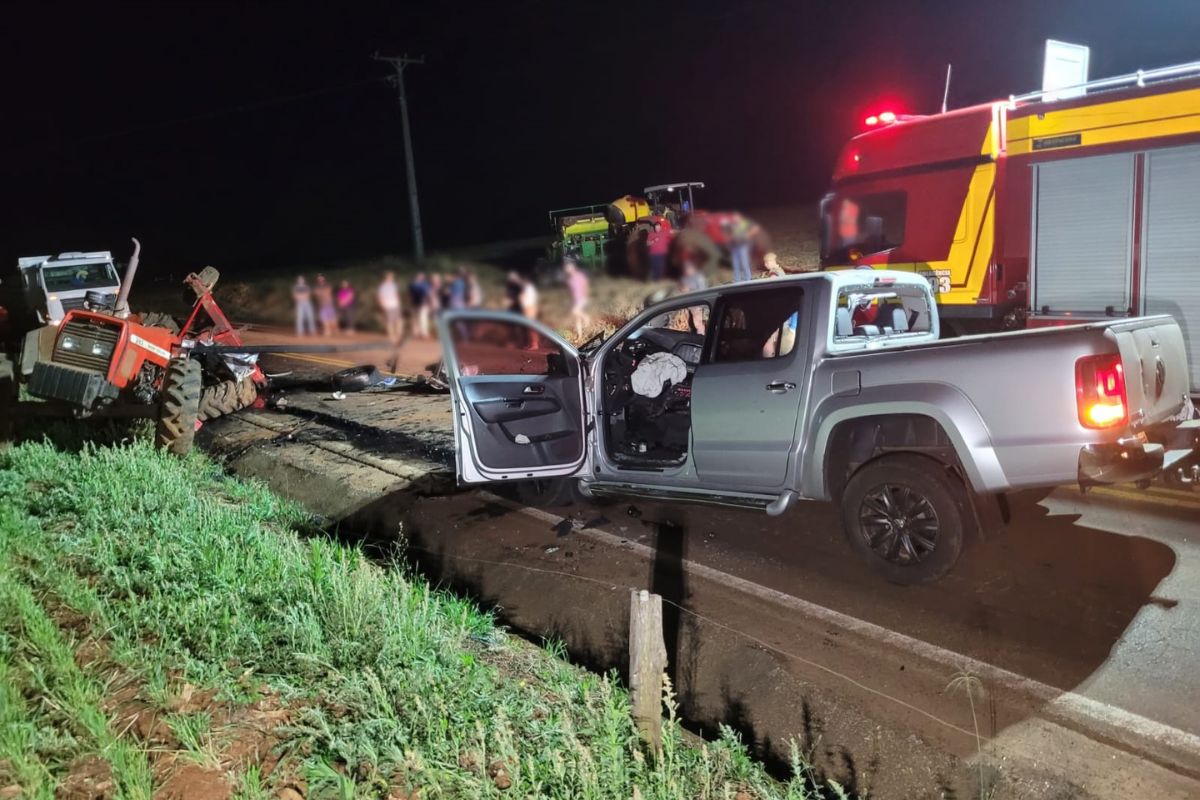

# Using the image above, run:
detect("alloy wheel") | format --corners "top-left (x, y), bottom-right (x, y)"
top-left (858, 483), bottom-right (940, 565)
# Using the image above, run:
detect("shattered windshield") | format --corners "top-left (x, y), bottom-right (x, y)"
top-left (41, 261), bottom-right (119, 292)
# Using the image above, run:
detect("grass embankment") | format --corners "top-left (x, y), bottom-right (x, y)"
top-left (0, 440), bottom-right (846, 799)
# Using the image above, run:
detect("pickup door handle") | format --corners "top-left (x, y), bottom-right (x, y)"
top-left (522, 384), bottom-right (546, 395)
top-left (765, 381), bottom-right (797, 393)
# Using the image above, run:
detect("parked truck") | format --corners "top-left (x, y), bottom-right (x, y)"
top-left (820, 58), bottom-right (1200, 397)
top-left (438, 270), bottom-right (1199, 584)
top-left (17, 250), bottom-right (122, 325)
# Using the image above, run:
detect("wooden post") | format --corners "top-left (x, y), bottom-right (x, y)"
top-left (629, 588), bottom-right (667, 753)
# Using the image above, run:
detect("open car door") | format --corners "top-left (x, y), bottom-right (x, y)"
top-left (440, 311), bottom-right (588, 483)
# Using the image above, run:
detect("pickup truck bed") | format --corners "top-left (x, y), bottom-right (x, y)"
top-left (806, 314), bottom-right (1192, 495)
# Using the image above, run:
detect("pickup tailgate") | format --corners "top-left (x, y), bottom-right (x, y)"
top-left (1110, 315), bottom-right (1192, 428)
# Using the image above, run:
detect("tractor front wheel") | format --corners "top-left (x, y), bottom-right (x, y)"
top-left (198, 379), bottom-right (258, 421)
top-left (156, 357), bottom-right (202, 456)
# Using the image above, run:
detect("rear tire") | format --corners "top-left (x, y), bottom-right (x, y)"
top-left (156, 358), bottom-right (202, 456)
top-left (198, 378), bottom-right (258, 421)
top-left (840, 454), bottom-right (966, 585)
top-left (138, 311), bottom-right (181, 335)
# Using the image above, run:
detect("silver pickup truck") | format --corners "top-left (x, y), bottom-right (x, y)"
top-left (440, 270), bottom-right (1199, 583)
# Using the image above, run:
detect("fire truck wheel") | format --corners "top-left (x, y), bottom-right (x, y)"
top-left (138, 312), bottom-right (181, 335)
top-left (156, 357), bottom-right (202, 456)
top-left (198, 379), bottom-right (258, 421)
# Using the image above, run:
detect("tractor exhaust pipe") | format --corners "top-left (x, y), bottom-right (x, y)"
top-left (115, 237), bottom-right (141, 316)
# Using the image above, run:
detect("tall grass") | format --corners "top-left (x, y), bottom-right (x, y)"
top-left (0, 439), bottom-right (841, 798)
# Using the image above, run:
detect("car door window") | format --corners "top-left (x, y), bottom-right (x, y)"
top-left (449, 318), bottom-right (574, 377)
top-left (712, 287), bottom-right (804, 363)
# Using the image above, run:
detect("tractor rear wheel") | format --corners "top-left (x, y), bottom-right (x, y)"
top-left (156, 357), bottom-right (202, 456)
top-left (138, 312), bottom-right (181, 335)
top-left (198, 378), bottom-right (258, 421)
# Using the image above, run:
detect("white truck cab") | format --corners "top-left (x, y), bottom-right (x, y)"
top-left (18, 251), bottom-right (122, 325)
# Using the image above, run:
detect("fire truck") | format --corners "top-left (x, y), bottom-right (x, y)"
top-left (821, 60), bottom-right (1200, 395)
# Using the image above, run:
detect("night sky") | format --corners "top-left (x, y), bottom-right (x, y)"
top-left (2, 0), bottom-right (1196, 275)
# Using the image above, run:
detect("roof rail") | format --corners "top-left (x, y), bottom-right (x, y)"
top-left (1011, 60), bottom-right (1200, 104)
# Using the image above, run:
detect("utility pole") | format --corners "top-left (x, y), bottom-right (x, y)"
top-left (374, 52), bottom-right (426, 261)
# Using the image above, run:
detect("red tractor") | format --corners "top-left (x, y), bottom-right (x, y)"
top-left (3, 240), bottom-right (264, 455)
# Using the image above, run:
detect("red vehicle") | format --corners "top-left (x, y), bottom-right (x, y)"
top-left (821, 59), bottom-right (1200, 396)
top-left (615, 182), bottom-right (770, 278)
top-left (11, 250), bottom-right (264, 455)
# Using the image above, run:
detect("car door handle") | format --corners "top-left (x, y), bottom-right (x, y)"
top-left (765, 381), bottom-right (796, 393)
top-left (522, 384), bottom-right (545, 395)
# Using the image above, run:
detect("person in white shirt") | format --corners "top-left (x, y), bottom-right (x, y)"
top-left (377, 271), bottom-right (403, 342)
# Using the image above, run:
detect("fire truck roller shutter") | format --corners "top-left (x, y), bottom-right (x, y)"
top-left (1142, 145), bottom-right (1200, 394)
top-left (1032, 153), bottom-right (1134, 315)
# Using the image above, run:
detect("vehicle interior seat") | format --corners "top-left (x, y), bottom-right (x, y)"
top-left (835, 307), bottom-right (852, 337)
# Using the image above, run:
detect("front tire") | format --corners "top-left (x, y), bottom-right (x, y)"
top-left (841, 454), bottom-right (966, 585)
top-left (156, 358), bottom-right (202, 455)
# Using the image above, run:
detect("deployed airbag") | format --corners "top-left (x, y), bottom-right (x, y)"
top-left (631, 352), bottom-right (687, 398)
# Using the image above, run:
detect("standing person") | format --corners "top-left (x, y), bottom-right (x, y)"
top-left (408, 272), bottom-right (431, 339)
top-left (519, 273), bottom-right (541, 350)
top-left (678, 259), bottom-right (708, 334)
top-left (292, 275), bottom-right (315, 337)
top-left (467, 270), bottom-right (484, 308)
top-left (761, 252), bottom-right (796, 357)
top-left (563, 259), bottom-right (591, 340)
top-left (336, 280), bottom-right (357, 333)
top-left (448, 266), bottom-right (470, 312)
top-left (314, 274), bottom-right (336, 337)
top-left (646, 222), bottom-right (671, 281)
top-left (377, 271), bottom-right (403, 342)
top-left (505, 271), bottom-right (524, 314)
top-left (438, 272), bottom-right (454, 313)
top-left (761, 251), bottom-right (785, 278)
top-left (727, 215), bottom-right (758, 283)
top-left (428, 273), bottom-right (444, 318)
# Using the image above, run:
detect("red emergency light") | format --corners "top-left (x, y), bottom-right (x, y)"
top-left (864, 110), bottom-right (898, 127)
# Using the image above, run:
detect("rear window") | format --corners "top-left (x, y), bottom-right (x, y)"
top-left (833, 280), bottom-right (932, 342)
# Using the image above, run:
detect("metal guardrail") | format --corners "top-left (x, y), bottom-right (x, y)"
top-left (1011, 60), bottom-right (1200, 103)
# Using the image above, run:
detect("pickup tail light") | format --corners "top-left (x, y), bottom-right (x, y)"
top-left (1076, 354), bottom-right (1128, 429)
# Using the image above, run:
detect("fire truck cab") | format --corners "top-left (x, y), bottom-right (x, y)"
top-left (822, 60), bottom-right (1200, 396)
